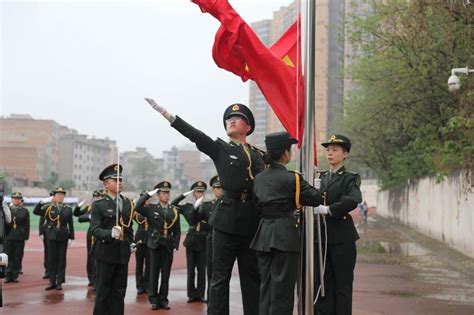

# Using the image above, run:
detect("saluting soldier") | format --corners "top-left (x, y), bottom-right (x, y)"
top-left (5, 192), bottom-right (30, 283)
top-left (77, 190), bottom-right (103, 288)
top-left (312, 134), bottom-right (362, 315)
top-left (135, 181), bottom-right (180, 310)
top-left (171, 180), bottom-right (208, 303)
top-left (33, 187), bottom-right (75, 290)
top-left (133, 190), bottom-right (151, 295)
top-left (198, 175), bottom-right (221, 301)
top-left (36, 190), bottom-right (54, 279)
top-left (145, 98), bottom-right (265, 315)
top-left (251, 132), bottom-right (325, 315)
top-left (90, 164), bottom-right (135, 315)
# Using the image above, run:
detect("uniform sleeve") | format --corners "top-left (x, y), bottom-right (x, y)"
top-left (171, 116), bottom-right (219, 159)
top-left (73, 205), bottom-right (88, 217)
top-left (174, 213), bottom-right (181, 250)
top-left (171, 194), bottom-right (186, 206)
top-left (68, 209), bottom-right (75, 240)
top-left (25, 209), bottom-right (30, 240)
top-left (78, 211), bottom-right (91, 223)
top-left (299, 177), bottom-right (324, 207)
top-left (33, 202), bottom-right (45, 216)
top-left (91, 203), bottom-right (113, 242)
top-left (328, 174), bottom-right (362, 219)
top-left (135, 194), bottom-right (151, 216)
top-left (39, 215), bottom-right (45, 236)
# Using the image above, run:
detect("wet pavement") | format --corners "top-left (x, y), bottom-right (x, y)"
top-left (2, 211), bottom-right (474, 314)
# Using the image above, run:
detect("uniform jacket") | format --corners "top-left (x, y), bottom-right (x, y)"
top-left (134, 212), bottom-right (149, 244)
top-left (33, 203), bottom-right (75, 241)
top-left (171, 116), bottom-right (265, 236)
top-left (136, 194), bottom-right (180, 252)
top-left (90, 194), bottom-right (134, 264)
top-left (7, 206), bottom-right (30, 241)
top-left (251, 163), bottom-right (324, 252)
top-left (318, 166), bottom-right (362, 244)
top-left (172, 194), bottom-right (206, 251)
top-left (198, 199), bottom-right (217, 239)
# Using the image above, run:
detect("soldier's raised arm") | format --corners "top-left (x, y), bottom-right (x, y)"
top-left (144, 98), bottom-right (219, 159)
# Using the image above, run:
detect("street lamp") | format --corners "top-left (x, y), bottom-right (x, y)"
top-left (448, 67), bottom-right (474, 92)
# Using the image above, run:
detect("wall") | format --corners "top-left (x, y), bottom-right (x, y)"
top-left (377, 170), bottom-right (474, 258)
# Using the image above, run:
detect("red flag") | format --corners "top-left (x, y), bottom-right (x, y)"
top-left (192, 0), bottom-right (305, 146)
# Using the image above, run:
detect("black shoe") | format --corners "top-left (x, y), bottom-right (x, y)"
top-left (42, 274), bottom-right (49, 279)
top-left (19, 271), bottom-right (23, 274)
top-left (187, 298), bottom-right (194, 303)
top-left (45, 283), bottom-right (57, 290)
top-left (160, 301), bottom-right (170, 310)
top-left (12, 279), bottom-right (19, 283)
top-left (196, 297), bottom-right (207, 303)
top-left (137, 288), bottom-right (146, 295)
top-left (151, 304), bottom-right (159, 310)
top-left (4, 279), bottom-right (13, 283)
top-left (56, 284), bottom-right (63, 290)
top-left (88, 282), bottom-right (93, 287)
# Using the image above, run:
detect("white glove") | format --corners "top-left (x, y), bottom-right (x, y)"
top-left (314, 205), bottom-right (329, 215)
top-left (193, 196), bottom-right (204, 210)
top-left (41, 196), bottom-right (53, 204)
top-left (78, 200), bottom-right (86, 207)
top-left (0, 253), bottom-right (8, 267)
top-left (88, 213), bottom-right (92, 220)
top-left (144, 98), bottom-right (166, 114)
top-left (314, 178), bottom-right (321, 190)
top-left (111, 226), bottom-right (122, 239)
top-left (183, 190), bottom-right (193, 197)
top-left (130, 243), bottom-right (137, 253)
top-left (39, 235), bottom-right (44, 240)
top-left (2, 200), bottom-right (11, 224)
top-left (147, 188), bottom-right (159, 197)
top-left (68, 239), bottom-right (73, 247)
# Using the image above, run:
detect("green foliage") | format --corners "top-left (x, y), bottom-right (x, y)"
top-left (42, 172), bottom-right (59, 191)
top-left (59, 179), bottom-right (76, 191)
top-left (344, 0), bottom-right (474, 188)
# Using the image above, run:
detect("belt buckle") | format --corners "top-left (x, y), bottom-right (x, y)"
top-left (240, 192), bottom-right (248, 200)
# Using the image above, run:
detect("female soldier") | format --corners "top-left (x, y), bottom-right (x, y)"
top-left (312, 134), bottom-right (362, 315)
top-left (250, 131), bottom-right (324, 315)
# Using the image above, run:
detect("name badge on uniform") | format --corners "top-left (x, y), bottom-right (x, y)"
top-left (106, 209), bottom-right (114, 213)
top-left (229, 155), bottom-right (238, 160)
top-left (153, 212), bottom-right (160, 216)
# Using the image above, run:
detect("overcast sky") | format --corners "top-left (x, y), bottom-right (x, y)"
top-left (1, 0), bottom-right (292, 157)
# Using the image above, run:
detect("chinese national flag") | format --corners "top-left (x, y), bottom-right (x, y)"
top-left (192, 0), bottom-right (305, 147)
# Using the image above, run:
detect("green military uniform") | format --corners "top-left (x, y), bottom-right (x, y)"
top-left (5, 192), bottom-right (30, 283)
top-left (36, 190), bottom-right (54, 279)
top-left (251, 132), bottom-right (325, 315)
top-left (314, 135), bottom-right (362, 315)
top-left (133, 191), bottom-right (150, 295)
top-left (91, 164), bottom-right (134, 315)
top-left (198, 175), bottom-right (221, 300)
top-left (170, 103), bottom-right (264, 315)
top-left (33, 187), bottom-right (75, 290)
top-left (135, 181), bottom-right (180, 310)
top-left (172, 181), bottom-right (208, 303)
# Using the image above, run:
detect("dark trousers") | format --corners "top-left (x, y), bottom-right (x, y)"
top-left (186, 246), bottom-right (206, 299)
top-left (43, 236), bottom-right (49, 276)
top-left (94, 260), bottom-right (128, 315)
top-left (148, 245), bottom-right (173, 305)
top-left (5, 240), bottom-right (25, 281)
top-left (47, 239), bottom-right (68, 285)
top-left (208, 229), bottom-right (260, 315)
top-left (135, 242), bottom-right (149, 290)
top-left (256, 250), bottom-right (299, 315)
top-left (206, 234), bottom-right (213, 300)
top-left (314, 242), bottom-right (357, 315)
top-left (86, 237), bottom-right (96, 285)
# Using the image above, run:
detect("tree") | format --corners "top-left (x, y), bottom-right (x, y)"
top-left (42, 172), bottom-right (59, 191)
top-left (344, 0), bottom-right (474, 188)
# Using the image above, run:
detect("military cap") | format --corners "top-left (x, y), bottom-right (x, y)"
top-left (191, 181), bottom-right (207, 192)
top-left (11, 192), bottom-right (23, 199)
top-left (92, 190), bottom-right (103, 197)
top-left (222, 103), bottom-right (255, 136)
top-left (321, 134), bottom-right (351, 152)
top-left (209, 175), bottom-right (221, 188)
top-left (265, 131), bottom-right (298, 151)
top-left (154, 181), bottom-right (172, 192)
top-left (49, 190), bottom-right (54, 196)
top-left (99, 163), bottom-right (123, 181)
top-left (52, 186), bottom-right (67, 195)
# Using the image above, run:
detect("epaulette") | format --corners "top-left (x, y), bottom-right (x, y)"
top-left (250, 144), bottom-right (266, 156)
top-left (288, 170), bottom-right (302, 175)
top-left (345, 170), bottom-right (359, 175)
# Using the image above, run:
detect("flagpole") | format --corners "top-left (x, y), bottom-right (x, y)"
top-left (116, 150), bottom-right (120, 228)
top-left (300, 0), bottom-right (321, 314)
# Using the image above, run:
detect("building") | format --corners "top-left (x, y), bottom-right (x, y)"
top-left (58, 129), bottom-right (117, 190)
top-left (120, 147), bottom-right (163, 191)
top-left (248, 0), bottom-right (347, 153)
top-left (0, 114), bottom-right (60, 186)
